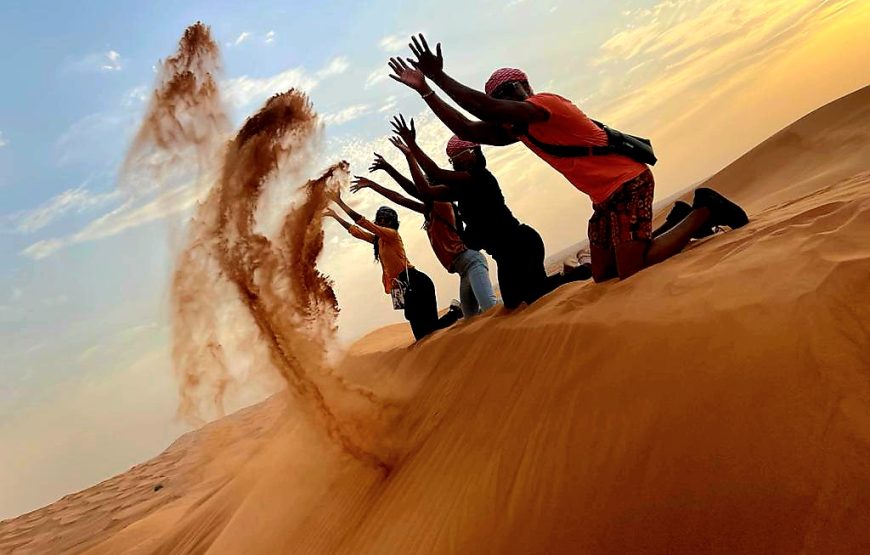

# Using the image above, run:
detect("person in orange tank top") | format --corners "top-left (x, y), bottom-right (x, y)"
top-left (324, 191), bottom-right (461, 341)
top-left (387, 34), bottom-right (749, 283)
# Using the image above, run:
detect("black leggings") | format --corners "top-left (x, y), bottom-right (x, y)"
top-left (400, 267), bottom-right (460, 341)
top-left (492, 224), bottom-right (549, 309)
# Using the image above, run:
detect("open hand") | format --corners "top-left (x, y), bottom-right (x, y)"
top-left (350, 175), bottom-right (375, 193)
top-left (388, 57), bottom-right (427, 92)
top-left (389, 136), bottom-right (412, 155)
top-left (390, 114), bottom-right (416, 144)
top-left (369, 153), bottom-right (391, 173)
top-left (323, 207), bottom-right (339, 220)
top-left (325, 188), bottom-right (341, 203)
top-left (408, 34), bottom-right (443, 78)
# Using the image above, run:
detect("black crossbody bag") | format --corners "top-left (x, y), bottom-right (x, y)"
top-left (520, 120), bottom-right (658, 166)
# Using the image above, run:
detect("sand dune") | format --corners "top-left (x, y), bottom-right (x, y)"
top-left (2, 86), bottom-right (869, 554)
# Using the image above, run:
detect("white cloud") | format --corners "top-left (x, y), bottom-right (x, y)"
top-left (101, 50), bottom-right (122, 71)
top-left (19, 53), bottom-right (400, 260)
top-left (223, 67), bottom-right (320, 108)
top-left (378, 32), bottom-right (412, 53)
top-left (10, 186), bottom-right (120, 234)
top-left (365, 67), bottom-right (389, 89)
top-left (321, 104), bottom-right (372, 126)
top-left (20, 177), bottom-right (210, 261)
top-left (0, 131), bottom-right (6, 148)
top-left (223, 57), bottom-right (347, 109)
top-left (21, 239), bottom-right (65, 260)
top-left (264, 31), bottom-right (276, 44)
top-left (230, 31), bottom-right (251, 47)
top-left (587, 0), bottom-right (855, 130)
top-left (316, 56), bottom-right (350, 79)
top-left (328, 108), bottom-right (453, 178)
top-left (378, 96), bottom-right (398, 113)
top-left (67, 50), bottom-right (124, 73)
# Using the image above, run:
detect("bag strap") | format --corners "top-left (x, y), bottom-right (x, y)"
top-left (515, 122), bottom-right (613, 159)
top-left (400, 249), bottom-right (411, 291)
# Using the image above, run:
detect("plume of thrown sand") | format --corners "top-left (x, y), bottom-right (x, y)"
top-left (117, 23), bottom-right (388, 469)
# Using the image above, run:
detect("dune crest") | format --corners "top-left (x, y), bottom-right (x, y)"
top-left (2, 85), bottom-right (869, 554)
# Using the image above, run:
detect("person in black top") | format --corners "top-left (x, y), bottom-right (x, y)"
top-left (389, 115), bottom-right (550, 309)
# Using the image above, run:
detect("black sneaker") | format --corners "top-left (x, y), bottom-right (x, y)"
top-left (653, 201), bottom-right (715, 239)
top-left (692, 188), bottom-right (749, 230)
top-left (448, 299), bottom-right (463, 318)
top-left (652, 200), bottom-right (693, 238)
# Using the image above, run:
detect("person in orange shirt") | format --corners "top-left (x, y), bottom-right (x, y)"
top-left (388, 35), bottom-right (748, 283)
top-left (324, 191), bottom-right (461, 341)
top-left (349, 149), bottom-right (498, 318)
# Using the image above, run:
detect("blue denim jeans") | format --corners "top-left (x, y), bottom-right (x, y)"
top-left (451, 249), bottom-right (498, 318)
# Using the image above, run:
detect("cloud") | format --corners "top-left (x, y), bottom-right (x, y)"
top-left (322, 104), bottom-right (372, 126)
top-left (229, 32), bottom-right (251, 47)
top-left (378, 96), bottom-right (398, 113)
top-left (223, 68), bottom-right (319, 108)
top-left (223, 57), bottom-right (347, 109)
top-left (378, 32), bottom-right (411, 53)
top-left (67, 50), bottom-right (124, 73)
top-left (21, 239), bottom-right (65, 260)
top-left (24, 52), bottom-right (352, 260)
top-left (20, 177), bottom-right (210, 260)
top-left (365, 67), bottom-right (389, 89)
top-left (586, 0), bottom-right (857, 130)
top-left (316, 56), bottom-right (350, 79)
top-left (9, 186), bottom-right (120, 234)
top-left (264, 31), bottom-right (276, 44)
top-left (0, 131), bottom-right (6, 148)
top-left (102, 50), bottom-right (122, 71)
top-left (329, 108), bottom-right (454, 178)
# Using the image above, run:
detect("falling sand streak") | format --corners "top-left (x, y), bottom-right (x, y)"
top-left (204, 93), bottom-right (388, 470)
top-left (121, 22), bottom-right (230, 195)
top-left (122, 23), bottom-right (388, 470)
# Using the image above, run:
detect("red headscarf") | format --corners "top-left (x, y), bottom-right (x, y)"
top-left (485, 68), bottom-right (529, 96)
top-left (446, 135), bottom-right (480, 158)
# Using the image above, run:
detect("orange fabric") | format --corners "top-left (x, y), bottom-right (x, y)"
top-left (426, 202), bottom-right (466, 271)
top-left (349, 218), bottom-right (413, 294)
top-left (348, 225), bottom-right (376, 243)
top-left (522, 93), bottom-right (648, 204)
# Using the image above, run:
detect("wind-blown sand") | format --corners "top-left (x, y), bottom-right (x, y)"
top-left (2, 86), bottom-right (869, 554)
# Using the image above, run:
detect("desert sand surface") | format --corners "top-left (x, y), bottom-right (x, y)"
top-left (2, 85), bottom-right (869, 554)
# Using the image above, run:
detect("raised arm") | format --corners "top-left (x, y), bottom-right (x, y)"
top-left (407, 34), bottom-right (547, 126)
top-left (389, 136), bottom-right (456, 202)
top-left (324, 206), bottom-right (375, 244)
top-left (328, 190), bottom-right (365, 223)
top-left (390, 115), bottom-right (474, 188)
top-left (350, 175), bottom-right (425, 213)
top-left (388, 58), bottom-right (516, 146)
top-left (368, 153), bottom-right (424, 201)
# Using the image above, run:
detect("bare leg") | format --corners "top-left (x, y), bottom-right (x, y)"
top-left (615, 207), bottom-right (712, 279)
top-left (591, 245), bottom-right (617, 282)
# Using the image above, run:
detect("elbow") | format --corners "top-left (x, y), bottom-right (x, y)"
top-left (455, 128), bottom-right (477, 142)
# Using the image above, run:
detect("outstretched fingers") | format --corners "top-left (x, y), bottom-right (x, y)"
top-left (409, 37), bottom-right (422, 59)
top-left (418, 34), bottom-right (430, 52)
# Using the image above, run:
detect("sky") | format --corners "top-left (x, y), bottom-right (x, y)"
top-left (1, 0), bottom-right (869, 519)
